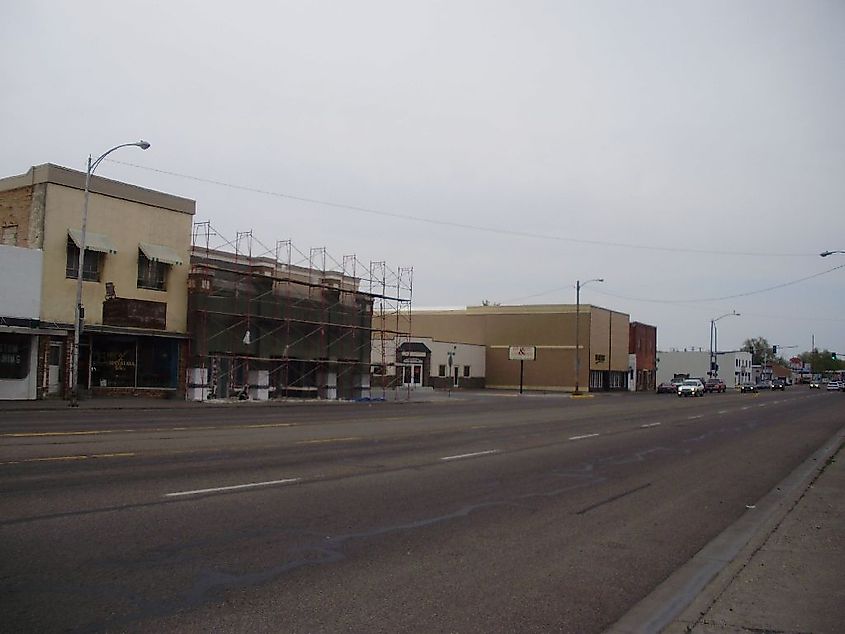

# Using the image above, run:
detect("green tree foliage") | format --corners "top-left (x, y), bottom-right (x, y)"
top-left (741, 337), bottom-right (773, 365)
top-left (798, 349), bottom-right (844, 374)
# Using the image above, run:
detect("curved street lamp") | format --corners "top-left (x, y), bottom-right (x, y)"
top-left (820, 250), bottom-right (845, 257)
top-left (709, 310), bottom-right (740, 379)
top-left (69, 140), bottom-right (151, 406)
top-left (574, 278), bottom-right (604, 395)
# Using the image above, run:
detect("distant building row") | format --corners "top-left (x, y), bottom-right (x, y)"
top-left (1, 163), bottom-right (657, 400)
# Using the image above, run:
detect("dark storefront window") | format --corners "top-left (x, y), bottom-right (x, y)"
top-left (0, 334), bottom-right (30, 379)
top-left (91, 336), bottom-right (177, 388)
top-left (137, 338), bottom-right (177, 387)
top-left (66, 239), bottom-right (102, 281)
top-left (91, 338), bottom-right (136, 387)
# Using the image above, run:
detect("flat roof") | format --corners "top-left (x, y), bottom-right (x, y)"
top-left (0, 163), bottom-right (195, 215)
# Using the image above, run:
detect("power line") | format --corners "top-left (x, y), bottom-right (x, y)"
top-left (589, 263), bottom-right (845, 305)
top-left (106, 159), bottom-right (817, 258)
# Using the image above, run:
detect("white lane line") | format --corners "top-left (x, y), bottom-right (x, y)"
top-left (758, 403), bottom-right (767, 407)
top-left (741, 406), bottom-right (751, 411)
top-left (717, 410), bottom-right (729, 415)
top-left (641, 422), bottom-right (662, 428)
top-left (440, 450), bottom-right (499, 461)
top-left (165, 478), bottom-right (301, 498)
top-left (688, 415), bottom-right (703, 420)
top-left (569, 433), bottom-right (600, 441)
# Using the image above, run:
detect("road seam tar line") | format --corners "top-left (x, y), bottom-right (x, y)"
top-left (164, 478), bottom-right (301, 497)
top-left (440, 450), bottom-right (499, 461)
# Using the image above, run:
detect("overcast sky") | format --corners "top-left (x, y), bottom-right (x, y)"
top-left (3, 1), bottom-right (843, 354)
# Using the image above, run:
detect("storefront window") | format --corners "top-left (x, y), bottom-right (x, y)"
top-left (137, 338), bottom-right (177, 388)
top-left (91, 338), bottom-right (136, 387)
top-left (0, 334), bottom-right (30, 379)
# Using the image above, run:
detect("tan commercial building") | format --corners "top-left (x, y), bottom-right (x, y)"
top-left (390, 304), bottom-right (630, 392)
top-left (0, 164), bottom-right (194, 399)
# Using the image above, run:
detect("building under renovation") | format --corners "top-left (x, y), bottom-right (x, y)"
top-left (187, 224), bottom-right (411, 400)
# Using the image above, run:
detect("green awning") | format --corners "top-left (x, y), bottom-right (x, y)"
top-left (139, 242), bottom-right (184, 266)
top-left (68, 229), bottom-right (117, 254)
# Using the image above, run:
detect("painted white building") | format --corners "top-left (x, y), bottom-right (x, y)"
top-left (372, 336), bottom-right (486, 389)
top-left (0, 245), bottom-right (43, 399)
top-left (656, 349), bottom-right (753, 389)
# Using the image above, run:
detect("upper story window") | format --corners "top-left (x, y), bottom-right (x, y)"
top-left (66, 238), bottom-right (102, 281)
top-left (137, 251), bottom-right (168, 291)
top-left (137, 243), bottom-right (183, 291)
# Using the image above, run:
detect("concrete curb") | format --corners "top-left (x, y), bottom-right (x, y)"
top-left (605, 423), bottom-right (845, 634)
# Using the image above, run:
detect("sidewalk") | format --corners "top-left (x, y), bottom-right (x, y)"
top-left (609, 425), bottom-right (845, 634)
top-left (668, 433), bottom-right (845, 633)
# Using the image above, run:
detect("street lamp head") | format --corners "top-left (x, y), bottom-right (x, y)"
top-left (597, 278), bottom-right (605, 283)
top-left (136, 140), bottom-right (151, 150)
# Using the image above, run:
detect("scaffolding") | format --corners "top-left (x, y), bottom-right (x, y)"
top-left (187, 222), bottom-right (412, 400)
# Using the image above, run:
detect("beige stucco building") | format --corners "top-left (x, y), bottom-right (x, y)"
top-left (380, 304), bottom-right (630, 392)
top-left (0, 163), bottom-right (194, 399)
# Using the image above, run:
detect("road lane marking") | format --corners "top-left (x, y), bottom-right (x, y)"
top-left (296, 437), bottom-right (361, 445)
top-left (164, 478), bottom-right (301, 497)
top-left (687, 415), bottom-right (703, 420)
top-left (641, 423), bottom-right (661, 428)
top-left (1, 422), bottom-right (295, 438)
top-left (758, 403), bottom-right (767, 407)
top-left (741, 406), bottom-right (751, 410)
top-left (569, 433), bottom-right (600, 441)
top-left (0, 452), bottom-right (135, 465)
top-left (717, 410), bottom-right (729, 415)
top-left (440, 450), bottom-right (499, 461)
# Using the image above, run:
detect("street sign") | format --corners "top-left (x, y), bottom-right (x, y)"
top-left (509, 346), bottom-right (536, 361)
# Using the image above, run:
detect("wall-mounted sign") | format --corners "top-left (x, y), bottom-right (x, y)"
top-left (594, 354), bottom-right (606, 363)
top-left (509, 346), bottom-right (536, 361)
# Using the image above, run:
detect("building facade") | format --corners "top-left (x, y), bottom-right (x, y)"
top-left (656, 349), bottom-right (752, 388)
top-left (371, 336), bottom-right (486, 390)
top-left (386, 304), bottom-right (630, 392)
top-left (187, 246), bottom-right (375, 400)
top-left (628, 321), bottom-right (657, 392)
top-left (0, 164), bottom-right (194, 399)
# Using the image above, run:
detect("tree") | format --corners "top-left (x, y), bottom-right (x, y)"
top-left (798, 349), bottom-right (844, 374)
top-left (481, 299), bottom-right (501, 306)
top-left (741, 337), bottom-right (774, 365)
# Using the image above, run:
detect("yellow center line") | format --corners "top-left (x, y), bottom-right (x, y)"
top-left (1, 422), bottom-right (296, 438)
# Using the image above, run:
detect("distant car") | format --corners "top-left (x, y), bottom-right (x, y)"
top-left (657, 381), bottom-right (677, 394)
top-left (809, 380), bottom-right (821, 389)
top-left (677, 379), bottom-right (705, 397)
top-left (755, 381), bottom-right (772, 390)
top-left (827, 380), bottom-right (842, 391)
top-left (771, 379), bottom-right (786, 391)
top-left (739, 383), bottom-right (757, 393)
top-left (704, 378), bottom-right (726, 393)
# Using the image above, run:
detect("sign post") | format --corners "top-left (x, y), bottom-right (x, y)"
top-left (508, 346), bottom-right (536, 395)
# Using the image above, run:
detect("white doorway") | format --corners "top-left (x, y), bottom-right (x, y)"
top-left (48, 341), bottom-right (63, 396)
top-left (402, 363), bottom-right (422, 387)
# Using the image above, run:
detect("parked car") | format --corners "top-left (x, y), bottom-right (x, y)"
top-left (739, 383), bottom-right (757, 393)
top-left (657, 381), bottom-right (677, 394)
top-left (827, 380), bottom-right (842, 391)
top-left (704, 378), bottom-right (726, 393)
top-left (755, 380), bottom-right (772, 390)
top-left (677, 379), bottom-right (705, 397)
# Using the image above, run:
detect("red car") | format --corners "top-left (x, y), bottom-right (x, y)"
top-left (704, 378), bottom-right (726, 393)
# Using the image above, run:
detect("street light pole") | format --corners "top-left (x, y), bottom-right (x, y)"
top-left (69, 140), bottom-right (150, 406)
top-left (574, 278), bottom-right (604, 395)
top-left (819, 250), bottom-right (845, 257)
top-left (709, 310), bottom-right (740, 379)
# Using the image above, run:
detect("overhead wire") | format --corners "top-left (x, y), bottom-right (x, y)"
top-left (105, 159), bottom-right (818, 258)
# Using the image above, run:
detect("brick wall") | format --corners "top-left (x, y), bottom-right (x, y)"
top-left (0, 186), bottom-right (35, 247)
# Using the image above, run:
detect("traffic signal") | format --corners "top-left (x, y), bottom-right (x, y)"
top-left (772, 345), bottom-right (778, 354)
top-left (833, 352), bottom-right (838, 360)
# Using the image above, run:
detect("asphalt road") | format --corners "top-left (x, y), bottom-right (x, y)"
top-left (1, 389), bottom-right (842, 633)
